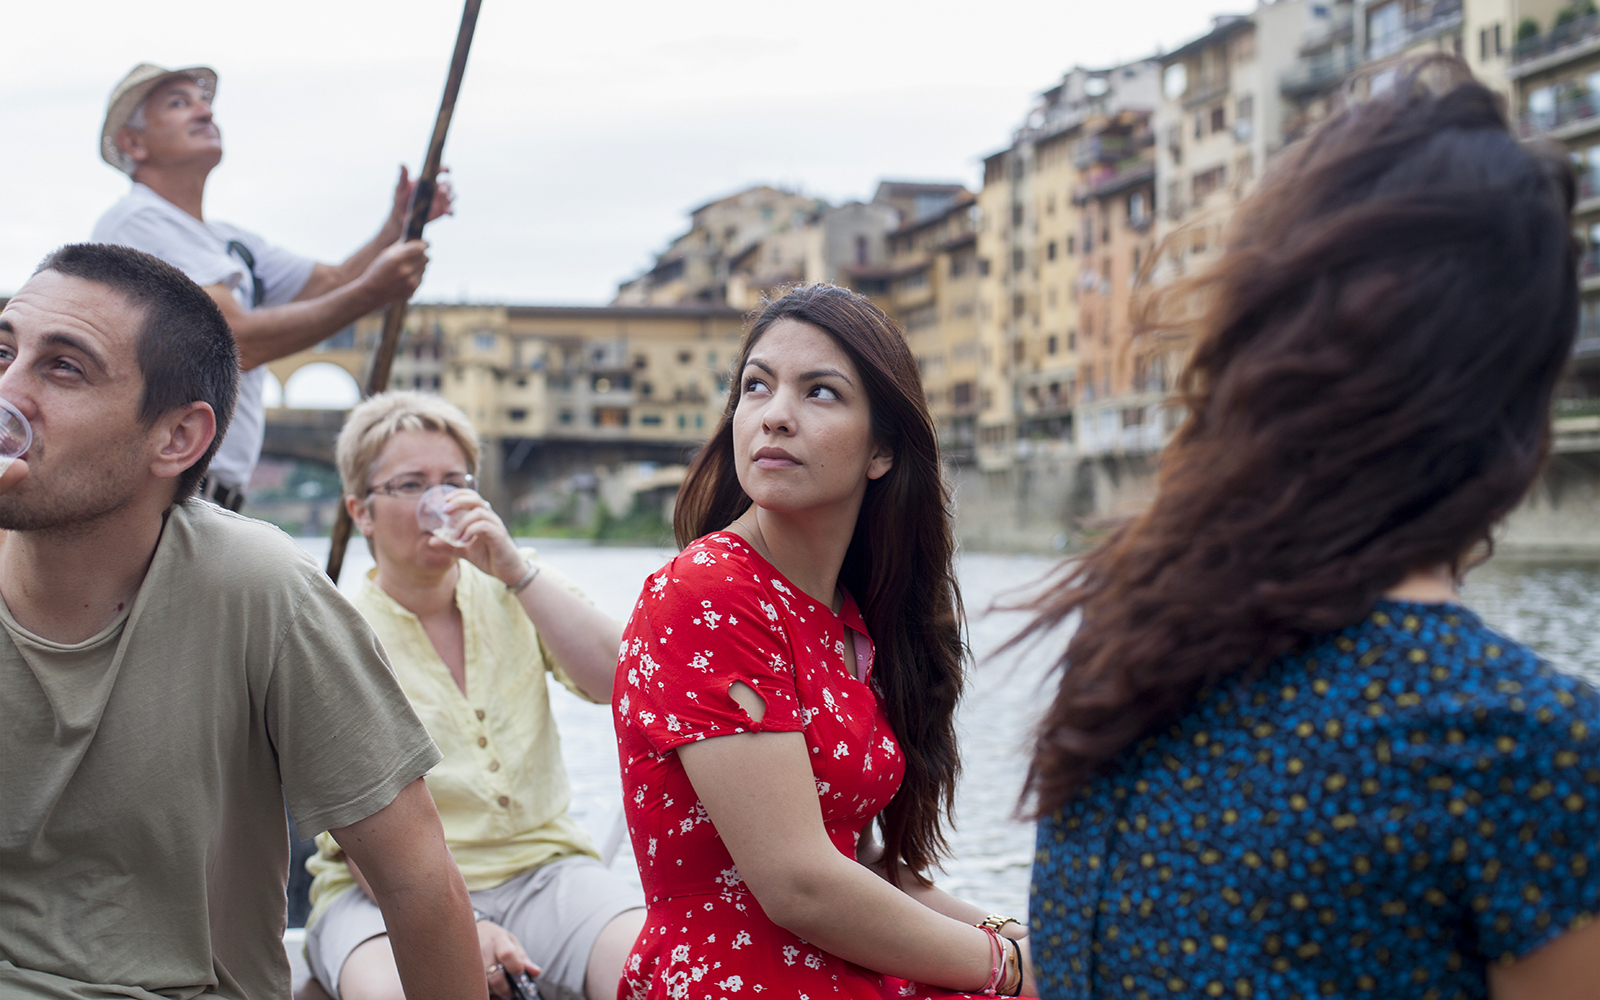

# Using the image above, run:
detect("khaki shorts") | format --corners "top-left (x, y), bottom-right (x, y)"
top-left (305, 855), bottom-right (643, 1000)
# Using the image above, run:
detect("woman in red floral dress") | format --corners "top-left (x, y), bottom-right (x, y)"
top-left (614, 285), bottom-right (1035, 999)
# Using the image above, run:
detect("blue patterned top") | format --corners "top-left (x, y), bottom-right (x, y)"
top-left (1030, 600), bottom-right (1600, 999)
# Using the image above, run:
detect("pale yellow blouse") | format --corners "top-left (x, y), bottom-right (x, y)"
top-left (306, 550), bottom-right (601, 925)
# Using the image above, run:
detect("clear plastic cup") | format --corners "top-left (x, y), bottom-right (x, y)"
top-left (0, 398), bottom-right (32, 476)
top-left (416, 484), bottom-right (470, 547)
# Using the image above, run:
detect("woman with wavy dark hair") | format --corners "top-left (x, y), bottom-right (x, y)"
top-left (613, 284), bottom-right (1034, 998)
top-left (1024, 62), bottom-right (1600, 998)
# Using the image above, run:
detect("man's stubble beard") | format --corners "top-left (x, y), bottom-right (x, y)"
top-left (0, 446), bottom-right (149, 536)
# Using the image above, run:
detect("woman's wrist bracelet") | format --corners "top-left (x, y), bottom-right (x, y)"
top-left (976, 924), bottom-right (1004, 995)
top-left (506, 561), bottom-right (539, 593)
top-left (1003, 936), bottom-right (1023, 996)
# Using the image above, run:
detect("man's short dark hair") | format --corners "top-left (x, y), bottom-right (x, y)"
top-left (35, 244), bottom-right (238, 502)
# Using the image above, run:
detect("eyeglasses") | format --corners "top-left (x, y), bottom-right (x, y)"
top-left (367, 472), bottom-right (476, 500)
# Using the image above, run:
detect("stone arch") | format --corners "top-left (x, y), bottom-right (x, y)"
top-left (283, 362), bottom-right (361, 410)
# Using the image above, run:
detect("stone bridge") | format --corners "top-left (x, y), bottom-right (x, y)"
top-left (261, 408), bottom-right (345, 468)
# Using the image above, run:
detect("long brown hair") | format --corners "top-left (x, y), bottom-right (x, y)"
top-left (674, 284), bottom-right (965, 883)
top-left (1021, 61), bottom-right (1578, 816)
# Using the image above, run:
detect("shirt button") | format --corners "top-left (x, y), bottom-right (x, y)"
top-left (477, 736), bottom-right (488, 748)
top-left (498, 795), bottom-right (510, 807)
top-left (475, 709), bottom-right (486, 720)
top-left (489, 760), bottom-right (501, 772)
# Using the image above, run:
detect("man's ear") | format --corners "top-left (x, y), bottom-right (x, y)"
top-left (115, 127), bottom-right (148, 167)
top-left (150, 401), bottom-right (216, 483)
top-left (866, 441), bottom-right (894, 481)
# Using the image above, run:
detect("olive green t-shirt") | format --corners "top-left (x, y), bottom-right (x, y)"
top-left (0, 501), bottom-right (442, 1000)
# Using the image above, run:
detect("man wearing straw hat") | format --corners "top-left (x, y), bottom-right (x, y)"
top-left (91, 63), bottom-right (452, 512)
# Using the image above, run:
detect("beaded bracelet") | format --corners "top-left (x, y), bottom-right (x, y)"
top-left (977, 924), bottom-right (1004, 995)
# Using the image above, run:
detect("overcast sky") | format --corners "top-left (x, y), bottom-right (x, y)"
top-left (0, 0), bottom-right (1228, 305)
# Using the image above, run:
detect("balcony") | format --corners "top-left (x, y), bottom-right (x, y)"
top-left (1076, 160), bottom-right (1156, 202)
top-left (1511, 11), bottom-right (1600, 73)
top-left (1280, 47), bottom-right (1362, 97)
top-left (1577, 315), bottom-right (1600, 360)
top-left (1182, 76), bottom-right (1230, 110)
top-left (1518, 92), bottom-right (1600, 138)
top-left (1579, 171), bottom-right (1600, 210)
top-left (1404, 0), bottom-right (1462, 40)
top-left (1300, 8), bottom-right (1355, 51)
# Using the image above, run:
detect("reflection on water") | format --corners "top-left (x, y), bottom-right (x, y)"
top-left (293, 538), bottom-right (1600, 920)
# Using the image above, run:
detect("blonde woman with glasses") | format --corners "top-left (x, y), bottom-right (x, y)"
top-left (303, 391), bottom-right (644, 1000)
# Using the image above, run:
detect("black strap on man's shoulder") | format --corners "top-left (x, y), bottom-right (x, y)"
top-left (225, 239), bottom-right (266, 309)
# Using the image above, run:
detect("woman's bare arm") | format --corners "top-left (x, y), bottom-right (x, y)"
top-left (676, 722), bottom-right (1013, 994)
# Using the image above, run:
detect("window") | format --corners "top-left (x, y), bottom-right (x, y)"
top-left (1480, 27), bottom-right (1489, 60)
top-left (1012, 249), bottom-right (1026, 272)
top-left (1128, 192), bottom-right (1148, 224)
top-left (1047, 241), bottom-right (1058, 261)
top-left (953, 382), bottom-right (974, 406)
top-left (1013, 340), bottom-right (1026, 362)
top-left (1194, 113), bottom-right (1203, 140)
top-left (1210, 105), bottom-right (1226, 133)
top-left (1068, 330), bottom-right (1076, 351)
top-left (677, 350), bottom-right (692, 365)
top-left (640, 413), bottom-right (663, 426)
top-left (1528, 85), bottom-right (1557, 129)
top-left (1237, 94), bottom-right (1254, 123)
top-left (977, 257), bottom-right (991, 276)
top-left (559, 409), bottom-right (574, 425)
top-left (1012, 294), bottom-right (1027, 318)
top-left (855, 234), bottom-right (869, 264)
top-left (640, 381), bottom-right (653, 398)
top-left (1067, 235), bottom-right (1076, 255)
top-left (1012, 204), bottom-right (1024, 226)
top-left (1047, 334), bottom-right (1059, 355)
top-left (1367, 1), bottom-right (1403, 59)
top-left (1495, 23), bottom-right (1504, 55)
top-left (474, 333), bottom-right (496, 351)
top-left (1192, 165), bottom-right (1227, 201)
top-left (950, 254), bottom-right (968, 277)
top-left (1046, 194), bottom-right (1056, 216)
top-left (634, 353), bottom-right (648, 369)
top-left (677, 413), bottom-right (687, 429)
top-left (508, 408), bottom-right (528, 421)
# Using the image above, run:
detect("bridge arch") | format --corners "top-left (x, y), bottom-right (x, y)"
top-left (283, 362), bottom-right (361, 410)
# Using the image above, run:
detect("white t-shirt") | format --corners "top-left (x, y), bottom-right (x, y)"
top-left (92, 184), bottom-right (316, 490)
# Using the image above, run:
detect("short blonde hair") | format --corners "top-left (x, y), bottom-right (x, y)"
top-left (335, 391), bottom-right (480, 499)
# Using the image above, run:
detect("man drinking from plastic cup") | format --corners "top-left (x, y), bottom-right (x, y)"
top-left (0, 243), bottom-right (483, 1000)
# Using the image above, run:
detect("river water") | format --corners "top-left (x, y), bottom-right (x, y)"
top-left (296, 538), bottom-right (1600, 919)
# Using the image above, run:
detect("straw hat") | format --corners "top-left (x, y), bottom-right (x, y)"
top-left (100, 63), bottom-right (218, 175)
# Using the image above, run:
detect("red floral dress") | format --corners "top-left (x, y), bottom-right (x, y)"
top-left (614, 532), bottom-right (982, 1000)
